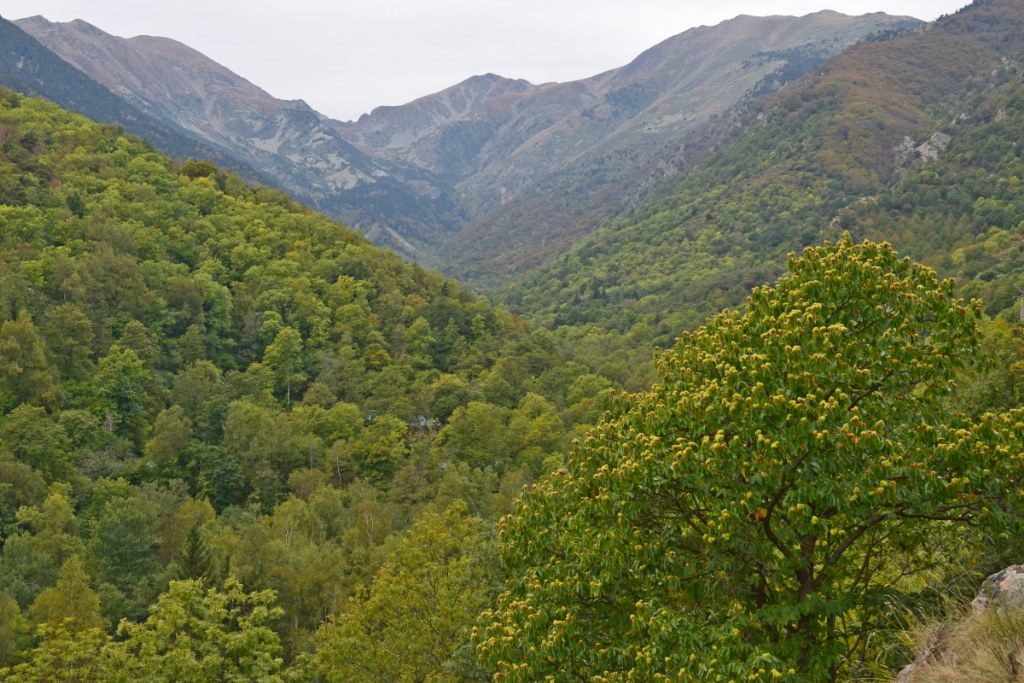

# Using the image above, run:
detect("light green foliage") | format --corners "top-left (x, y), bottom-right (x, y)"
top-left (144, 406), bottom-right (192, 469)
top-left (102, 578), bottom-right (284, 682)
top-left (29, 555), bottom-right (104, 630)
top-left (0, 578), bottom-right (286, 682)
top-left (310, 503), bottom-right (493, 682)
top-left (263, 326), bottom-right (305, 408)
top-left (91, 346), bottom-right (159, 443)
top-left (1, 622), bottom-right (109, 683)
top-left (477, 239), bottom-right (1024, 680)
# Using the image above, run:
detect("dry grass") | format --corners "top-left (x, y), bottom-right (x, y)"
top-left (899, 606), bottom-right (1024, 682)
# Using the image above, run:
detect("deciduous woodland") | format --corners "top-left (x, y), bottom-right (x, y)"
top-left (1, 0), bottom-right (1024, 680)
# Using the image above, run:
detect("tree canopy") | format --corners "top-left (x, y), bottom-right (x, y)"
top-left (477, 239), bottom-right (1024, 680)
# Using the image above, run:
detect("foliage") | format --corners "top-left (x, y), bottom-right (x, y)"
top-left (0, 89), bottom-right (606, 672)
top-left (309, 503), bottom-right (494, 682)
top-left (477, 240), bottom-right (1024, 680)
top-left (101, 578), bottom-right (285, 682)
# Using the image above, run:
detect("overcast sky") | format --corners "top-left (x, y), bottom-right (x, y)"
top-left (5, 0), bottom-right (968, 121)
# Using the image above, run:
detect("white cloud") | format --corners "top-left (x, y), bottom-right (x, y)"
top-left (4, 0), bottom-right (969, 120)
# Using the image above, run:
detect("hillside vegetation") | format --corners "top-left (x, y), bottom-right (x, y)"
top-left (505, 0), bottom-right (1024, 355)
top-left (2, 1), bottom-right (1024, 680)
top-left (0, 89), bottom-right (611, 678)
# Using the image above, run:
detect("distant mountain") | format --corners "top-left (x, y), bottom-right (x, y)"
top-left (337, 11), bottom-right (921, 284)
top-left (0, 15), bottom-right (262, 179)
top-left (16, 11), bottom-right (916, 273)
top-left (503, 0), bottom-right (1024, 349)
top-left (15, 15), bottom-right (464, 258)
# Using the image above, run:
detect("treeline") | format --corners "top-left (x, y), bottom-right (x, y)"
top-left (0, 89), bottom-right (611, 679)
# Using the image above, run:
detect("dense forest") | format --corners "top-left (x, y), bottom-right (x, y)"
top-left (0, 89), bottom-right (614, 680)
top-left (2, 0), bottom-right (1024, 680)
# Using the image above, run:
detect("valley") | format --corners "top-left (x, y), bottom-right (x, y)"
top-left (0, 1), bottom-right (1023, 680)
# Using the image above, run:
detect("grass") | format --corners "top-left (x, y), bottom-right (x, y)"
top-left (898, 603), bottom-right (1024, 681)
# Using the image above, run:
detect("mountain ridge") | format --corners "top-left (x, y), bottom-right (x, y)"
top-left (15, 15), bottom-right (465, 259)
top-left (502, 0), bottom-right (1024, 353)
top-left (15, 10), bottom-right (916, 271)
top-left (0, 14), bottom-right (269, 182)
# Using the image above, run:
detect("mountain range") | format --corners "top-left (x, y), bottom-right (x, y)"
top-left (3, 0), bottom-right (1024, 678)
top-left (8, 10), bottom-right (916, 274)
top-left (503, 0), bottom-right (1024, 351)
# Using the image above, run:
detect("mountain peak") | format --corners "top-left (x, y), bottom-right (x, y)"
top-left (16, 15), bottom-right (109, 37)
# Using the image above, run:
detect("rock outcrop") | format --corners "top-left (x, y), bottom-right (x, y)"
top-left (972, 564), bottom-right (1024, 612)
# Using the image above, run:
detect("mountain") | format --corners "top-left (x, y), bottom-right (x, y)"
top-left (504, 0), bottom-right (1024, 350)
top-left (0, 15), bottom-right (263, 180)
top-left (14, 15), bottom-right (464, 258)
top-left (15, 11), bottom-right (916, 274)
top-left (338, 11), bottom-right (921, 283)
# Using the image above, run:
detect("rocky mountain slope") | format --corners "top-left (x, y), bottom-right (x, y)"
top-left (15, 11), bottom-right (914, 274)
top-left (342, 12), bottom-right (917, 209)
top-left (0, 15), bottom-right (262, 180)
top-left (14, 15), bottom-right (463, 257)
top-left (504, 0), bottom-right (1024, 348)
top-left (340, 11), bottom-right (920, 282)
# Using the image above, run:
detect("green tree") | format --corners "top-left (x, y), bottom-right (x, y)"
top-left (144, 406), bottom-right (192, 471)
top-left (43, 303), bottom-right (95, 380)
top-left (311, 503), bottom-right (492, 682)
top-left (477, 239), bottom-right (1024, 681)
top-left (1, 622), bottom-right (109, 683)
top-left (29, 555), bottom-right (104, 630)
top-left (0, 485), bottom-right (84, 608)
top-left (263, 326), bottom-right (305, 408)
top-left (102, 578), bottom-right (285, 682)
top-left (0, 405), bottom-right (72, 482)
top-left (0, 311), bottom-right (55, 410)
top-left (0, 594), bottom-right (30, 667)
top-left (405, 316), bottom-right (435, 368)
top-left (91, 346), bottom-right (157, 441)
top-left (88, 497), bottom-right (159, 613)
top-left (176, 526), bottom-right (213, 581)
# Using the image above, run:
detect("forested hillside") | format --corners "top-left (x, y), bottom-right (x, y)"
top-left (3, 1), bottom-right (1024, 680)
top-left (0, 89), bottom-right (611, 679)
top-left (506, 0), bottom-right (1024, 353)
top-left (480, 238), bottom-right (1024, 680)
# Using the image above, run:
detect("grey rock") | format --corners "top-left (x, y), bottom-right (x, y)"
top-left (972, 564), bottom-right (1024, 612)
top-left (916, 131), bottom-right (952, 162)
top-left (897, 565), bottom-right (1024, 682)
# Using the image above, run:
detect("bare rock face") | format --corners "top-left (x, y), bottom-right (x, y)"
top-left (895, 130), bottom-right (952, 176)
top-left (916, 131), bottom-right (952, 162)
top-left (972, 564), bottom-right (1024, 612)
